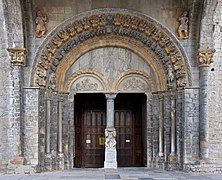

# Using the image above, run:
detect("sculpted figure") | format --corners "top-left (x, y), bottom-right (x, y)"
top-left (177, 11), bottom-right (189, 39)
top-left (105, 129), bottom-right (116, 150)
top-left (35, 11), bottom-right (47, 38)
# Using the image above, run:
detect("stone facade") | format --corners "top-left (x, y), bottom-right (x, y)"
top-left (1, 0), bottom-right (222, 174)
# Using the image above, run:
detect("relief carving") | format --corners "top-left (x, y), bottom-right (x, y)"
top-left (167, 68), bottom-right (175, 89)
top-left (99, 14), bottom-right (107, 27)
top-left (197, 49), bottom-right (215, 67)
top-left (7, 48), bottom-right (27, 66)
top-left (48, 73), bottom-right (57, 90)
top-left (35, 10), bottom-right (48, 38)
top-left (34, 12), bottom-right (189, 89)
top-left (66, 23), bottom-right (77, 37)
top-left (123, 77), bottom-right (146, 91)
top-left (82, 17), bottom-right (91, 30)
top-left (73, 20), bottom-right (83, 33)
top-left (90, 15), bottom-right (99, 29)
top-left (177, 11), bottom-right (189, 39)
top-left (105, 129), bottom-right (116, 150)
top-left (76, 77), bottom-right (98, 91)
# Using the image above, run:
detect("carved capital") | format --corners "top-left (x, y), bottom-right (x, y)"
top-left (197, 49), bottom-right (215, 67)
top-left (7, 48), bottom-right (27, 66)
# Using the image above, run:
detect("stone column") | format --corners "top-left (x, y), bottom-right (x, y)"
top-left (46, 93), bottom-right (51, 155)
top-left (7, 48), bottom-right (27, 165)
top-left (158, 94), bottom-right (164, 157)
top-left (57, 94), bottom-right (64, 169)
top-left (168, 91), bottom-right (178, 170)
top-left (104, 93), bottom-right (117, 168)
top-left (170, 92), bottom-right (176, 157)
top-left (197, 49), bottom-right (215, 160)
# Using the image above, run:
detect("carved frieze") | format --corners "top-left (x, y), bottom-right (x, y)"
top-left (34, 11), bottom-right (189, 90)
top-left (7, 48), bottom-right (27, 66)
top-left (197, 49), bottom-right (215, 67)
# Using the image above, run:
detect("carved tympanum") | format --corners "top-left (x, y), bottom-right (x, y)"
top-left (123, 77), bottom-right (146, 91)
top-left (35, 11), bottom-right (48, 38)
top-left (197, 49), bottom-right (215, 67)
top-left (7, 48), bottom-right (27, 66)
top-left (76, 77), bottom-right (98, 91)
top-left (105, 128), bottom-right (116, 150)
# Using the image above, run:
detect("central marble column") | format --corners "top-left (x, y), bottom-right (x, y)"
top-left (197, 49), bottom-right (215, 161)
top-left (104, 93), bottom-right (117, 168)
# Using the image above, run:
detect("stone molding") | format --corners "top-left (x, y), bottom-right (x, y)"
top-left (32, 9), bottom-right (191, 91)
top-left (7, 48), bottom-right (27, 66)
top-left (197, 49), bottom-right (215, 67)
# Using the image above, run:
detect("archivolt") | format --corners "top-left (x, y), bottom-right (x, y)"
top-left (31, 8), bottom-right (192, 92)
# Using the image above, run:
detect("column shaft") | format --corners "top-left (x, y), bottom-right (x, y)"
top-left (158, 94), bottom-right (164, 157)
top-left (46, 98), bottom-right (51, 154)
top-left (58, 100), bottom-right (63, 154)
top-left (104, 93), bottom-right (117, 169)
top-left (170, 92), bottom-right (176, 156)
top-left (197, 48), bottom-right (215, 161)
top-left (199, 67), bottom-right (209, 159)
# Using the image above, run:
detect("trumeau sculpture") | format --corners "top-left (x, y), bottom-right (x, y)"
top-left (35, 10), bottom-right (48, 38)
top-left (177, 11), bottom-right (189, 39)
top-left (105, 129), bottom-right (116, 150)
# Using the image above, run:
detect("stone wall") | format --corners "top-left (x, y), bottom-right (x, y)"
top-left (208, 0), bottom-right (222, 164)
top-left (23, 88), bottom-right (45, 173)
top-left (183, 88), bottom-right (199, 167)
top-left (0, 0), bottom-right (12, 172)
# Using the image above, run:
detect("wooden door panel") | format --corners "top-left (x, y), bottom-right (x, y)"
top-left (84, 110), bottom-right (105, 167)
top-left (115, 110), bottom-right (133, 167)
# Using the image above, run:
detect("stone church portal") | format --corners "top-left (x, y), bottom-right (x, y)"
top-left (1, 0), bottom-right (222, 174)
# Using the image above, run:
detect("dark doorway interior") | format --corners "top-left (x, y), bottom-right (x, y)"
top-left (74, 93), bottom-right (145, 168)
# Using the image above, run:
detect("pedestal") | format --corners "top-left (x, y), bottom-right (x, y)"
top-left (104, 150), bottom-right (117, 168)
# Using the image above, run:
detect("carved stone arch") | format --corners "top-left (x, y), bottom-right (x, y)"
top-left (31, 8), bottom-right (192, 92)
top-left (64, 70), bottom-right (110, 92)
top-left (112, 70), bottom-right (154, 93)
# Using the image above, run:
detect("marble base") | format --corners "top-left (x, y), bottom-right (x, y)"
top-left (104, 150), bottom-right (117, 168)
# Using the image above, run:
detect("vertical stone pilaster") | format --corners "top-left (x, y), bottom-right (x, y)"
top-left (197, 49), bottom-right (215, 161)
top-left (104, 93), bottom-right (117, 169)
top-left (7, 48), bottom-right (26, 165)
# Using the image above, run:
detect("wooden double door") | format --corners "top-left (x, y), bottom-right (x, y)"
top-left (74, 93), bottom-right (144, 167)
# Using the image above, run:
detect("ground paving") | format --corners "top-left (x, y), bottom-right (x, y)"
top-left (1, 168), bottom-right (222, 180)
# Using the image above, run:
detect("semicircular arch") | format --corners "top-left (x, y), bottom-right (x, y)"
top-left (31, 8), bottom-right (192, 92)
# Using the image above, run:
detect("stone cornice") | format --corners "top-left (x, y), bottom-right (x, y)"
top-left (7, 48), bottom-right (27, 66)
top-left (197, 49), bottom-right (215, 67)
